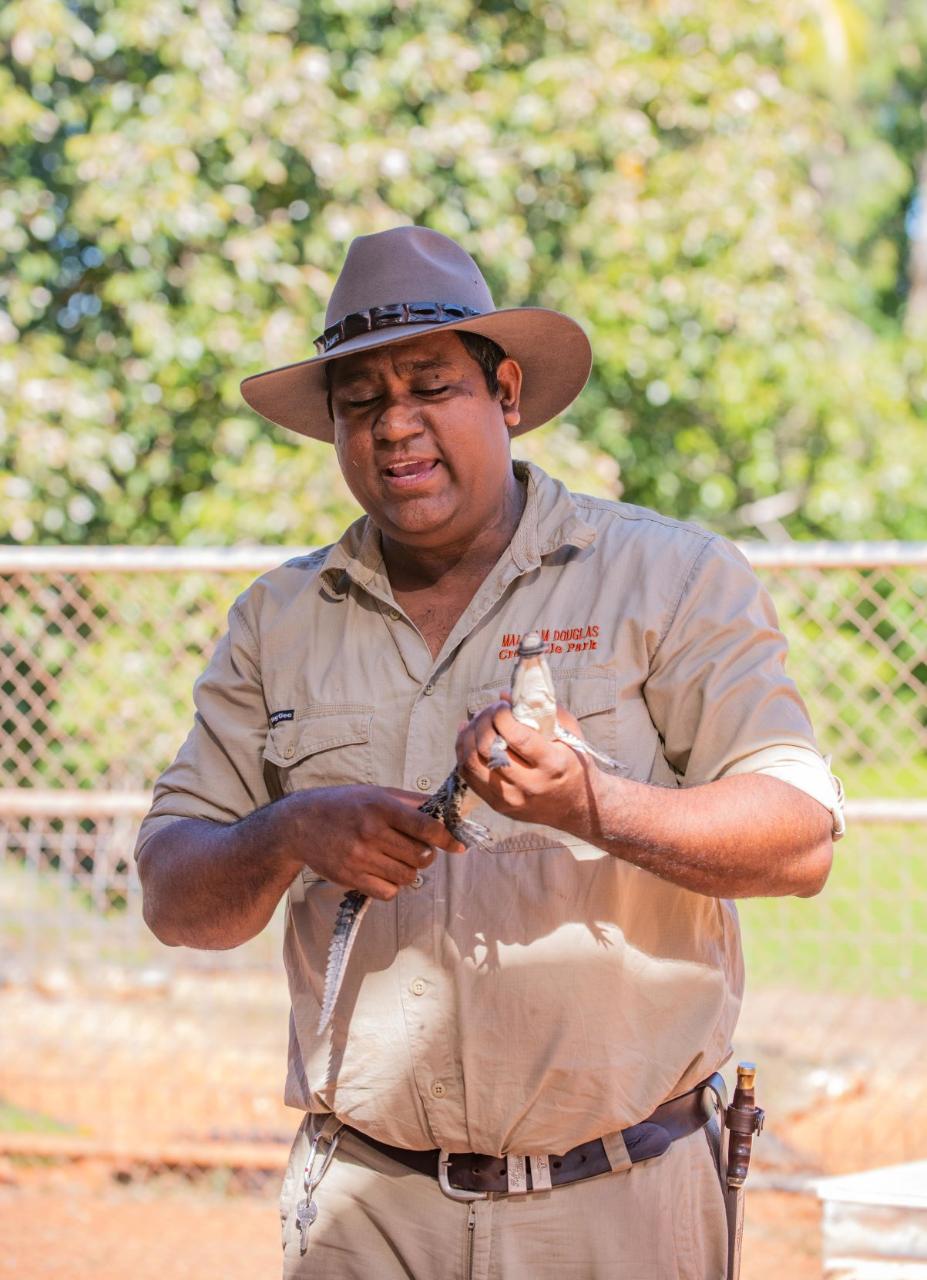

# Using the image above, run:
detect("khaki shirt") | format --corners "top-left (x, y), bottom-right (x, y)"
top-left (137, 463), bottom-right (842, 1157)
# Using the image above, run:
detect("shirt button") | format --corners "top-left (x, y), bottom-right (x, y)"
top-left (388, 608), bottom-right (400, 620)
top-left (430, 1081), bottom-right (447, 1099)
top-left (423, 682), bottom-right (435, 696)
top-left (411, 873), bottom-right (424, 890)
top-left (410, 978), bottom-right (426, 996)
top-left (284, 744), bottom-right (295, 759)
top-left (416, 775), bottom-right (431, 791)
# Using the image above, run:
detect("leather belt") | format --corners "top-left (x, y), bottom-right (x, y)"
top-left (345, 1074), bottom-right (724, 1198)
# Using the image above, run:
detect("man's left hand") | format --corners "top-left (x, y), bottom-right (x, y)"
top-left (456, 699), bottom-right (598, 836)
top-left (458, 699), bottom-right (834, 899)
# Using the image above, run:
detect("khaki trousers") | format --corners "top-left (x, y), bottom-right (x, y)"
top-left (281, 1121), bottom-right (727, 1280)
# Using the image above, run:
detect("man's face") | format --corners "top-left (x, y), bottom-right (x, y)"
top-left (329, 331), bottom-right (523, 553)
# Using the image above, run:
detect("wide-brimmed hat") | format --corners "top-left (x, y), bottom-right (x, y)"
top-left (240, 225), bottom-right (592, 442)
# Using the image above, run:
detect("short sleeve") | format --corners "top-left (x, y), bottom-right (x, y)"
top-left (643, 536), bottom-right (844, 833)
top-left (134, 592), bottom-right (269, 860)
top-left (722, 744), bottom-right (846, 838)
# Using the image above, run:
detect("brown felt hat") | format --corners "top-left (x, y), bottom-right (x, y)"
top-left (240, 225), bottom-right (592, 442)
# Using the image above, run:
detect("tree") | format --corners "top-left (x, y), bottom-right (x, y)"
top-left (1, 0), bottom-right (925, 546)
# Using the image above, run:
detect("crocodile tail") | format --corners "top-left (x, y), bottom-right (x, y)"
top-left (317, 890), bottom-right (371, 1033)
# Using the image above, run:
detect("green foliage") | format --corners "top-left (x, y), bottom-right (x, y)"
top-left (1, 0), bottom-right (926, 544)
top-left (741, 820), bottom-right (927, 999)
top-left (1, 568), bottom-right (255, 788)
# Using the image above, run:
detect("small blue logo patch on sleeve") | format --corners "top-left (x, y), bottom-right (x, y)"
top-left (269, 709), bottom-right (295, 726)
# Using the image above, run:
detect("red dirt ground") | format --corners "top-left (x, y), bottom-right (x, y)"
top-left (3, 976), bottom-right (923, 1279)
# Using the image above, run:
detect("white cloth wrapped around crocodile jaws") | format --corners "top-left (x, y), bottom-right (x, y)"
top-left (317, 632), bottom-right (626, 1033)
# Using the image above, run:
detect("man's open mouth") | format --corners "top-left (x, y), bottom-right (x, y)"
top-left (382, 459), bottom-right (440, 481)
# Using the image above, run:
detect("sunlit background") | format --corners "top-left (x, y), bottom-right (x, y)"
top-left (2, 3), bottom-right (927, 1278)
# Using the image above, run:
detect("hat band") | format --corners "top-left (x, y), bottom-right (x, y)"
top-left (314, 301), bottom-right (482, 355)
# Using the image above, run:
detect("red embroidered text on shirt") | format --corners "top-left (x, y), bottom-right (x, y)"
top-left (499, 625), bottom-right (600, 660)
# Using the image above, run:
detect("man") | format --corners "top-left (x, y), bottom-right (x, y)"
top-left (136, 225), bottom-right (844, 1279)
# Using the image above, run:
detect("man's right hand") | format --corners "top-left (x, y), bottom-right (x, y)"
top-left (138, 784), bottom-right (466, 950)
top-left (276, 785), bottom-right (467, 901)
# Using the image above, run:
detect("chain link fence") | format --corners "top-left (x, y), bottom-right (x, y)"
top-left (1, 543), bottom-right (925, 1177)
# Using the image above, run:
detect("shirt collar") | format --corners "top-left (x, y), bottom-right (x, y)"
top-left (512, 460), bottom-right (597, 568)
top-left (318, 513), bottom-right (387, 601)
top-left (318, 461), bottom-right (597, 597)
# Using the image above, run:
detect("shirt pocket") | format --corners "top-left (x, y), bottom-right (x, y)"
top-left (264, 705), bottom-right (375, 900)
top-left (263, 703), bottom-right (376, 793)
top-left (560, 671), bottom-right (629, 771)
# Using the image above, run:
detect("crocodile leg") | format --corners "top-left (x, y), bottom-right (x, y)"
top-left (553, 724), bottom-right (627, 774)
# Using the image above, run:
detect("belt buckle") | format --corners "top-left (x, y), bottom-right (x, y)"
top-left (438, 1151), bottom-right (489, 1202)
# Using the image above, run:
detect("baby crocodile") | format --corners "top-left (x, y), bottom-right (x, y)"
top-left (316, 632), bottom-right (625, 1032)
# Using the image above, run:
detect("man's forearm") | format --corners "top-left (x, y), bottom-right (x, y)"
top-left (137, 805), bottom-right (302, 950)
top-left (579, 772), bottom-right (833, 898)
top-left (137, 784), bottom-right (467, 950)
